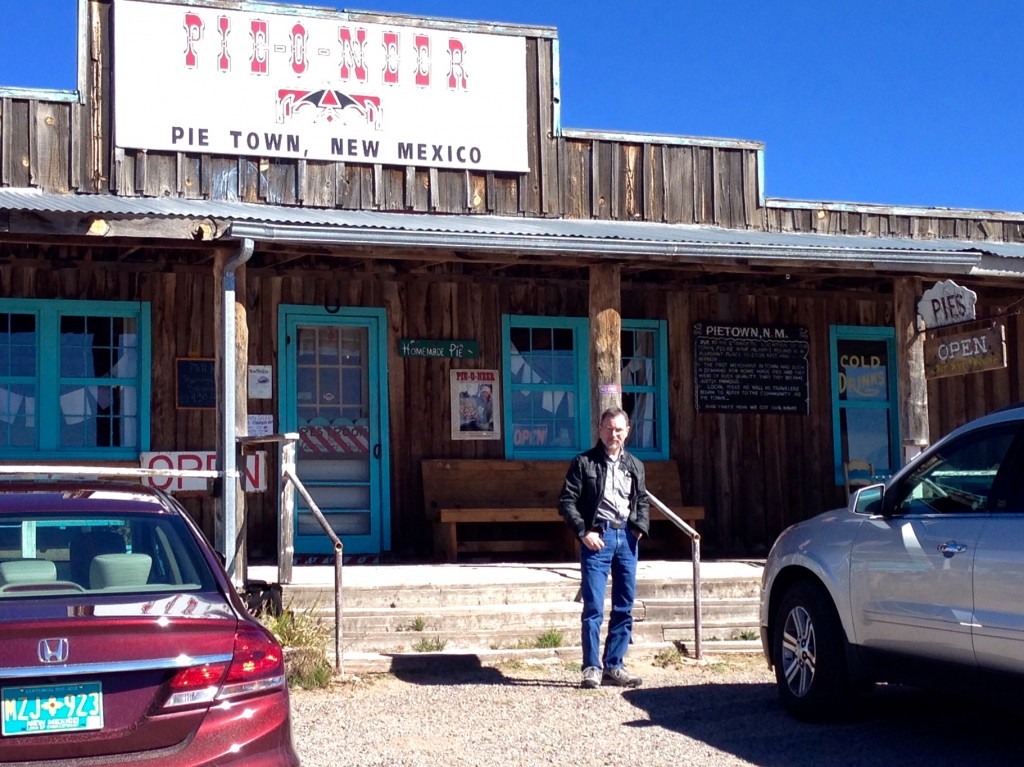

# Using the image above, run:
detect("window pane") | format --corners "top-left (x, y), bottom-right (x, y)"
top-left (623, 392), bottom-right (657, 450)
top-left (891, 425), bottom-right (1019, 514)
top-left (837, 339), bottom-right (890, 402)
top-left (622, 328), bottom-right (660, 452)
top-left (0, 305), bottom-right (146, 455)
top-left (58, 316), bottom-right (142, 450)
top-left (508, 320), bottom-right (582, 453)
top-left (840, 408), bottom-right (891, 476)
top-left (0, 314), bottom-right (38, 449)
top-left (0, 314), bottom-right (36, 377)
top-left (0, 383), bottom-right (36, 448)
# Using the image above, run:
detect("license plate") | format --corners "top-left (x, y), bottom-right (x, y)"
top-left (1, 682), bottom-right (103, 737)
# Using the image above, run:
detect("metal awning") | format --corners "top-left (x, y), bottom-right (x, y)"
top-left (3, 187), bottom-right (1023, 272)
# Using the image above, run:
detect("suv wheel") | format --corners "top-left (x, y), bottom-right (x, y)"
top-left (772, 580), bottom-right (852, 721)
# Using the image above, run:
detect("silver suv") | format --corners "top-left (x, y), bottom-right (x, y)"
top-left (760, 404), bottom-right (1024, 720)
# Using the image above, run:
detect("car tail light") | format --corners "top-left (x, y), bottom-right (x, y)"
top-left (164, 625), bottom-right (286, 708)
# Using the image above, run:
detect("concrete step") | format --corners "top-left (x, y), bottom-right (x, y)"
top-left (326, 599), bottom-right (761, 653)
top-left (280, 574), bottom-right (760, 611)
top-left (256, 560), bottom-right (766, 657)
top-left (332, 596), bottom-right (759, 634)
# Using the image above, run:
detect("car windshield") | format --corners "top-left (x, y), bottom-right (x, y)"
top-left (0, 511), bottom-right (217, 597)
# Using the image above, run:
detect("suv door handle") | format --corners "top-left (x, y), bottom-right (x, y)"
top-left (937, 541), bottom-right (968, 555)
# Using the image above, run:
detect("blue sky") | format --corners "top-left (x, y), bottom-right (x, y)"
top-left (3, 0), bottom-right (1023, 212)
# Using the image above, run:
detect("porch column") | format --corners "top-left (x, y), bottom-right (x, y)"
top-left (214, 247), bottom-right (250, 585)
top-left (589, 263), bottom-right (622, 443)
top-left (894, 276), bottom-right (929, 464)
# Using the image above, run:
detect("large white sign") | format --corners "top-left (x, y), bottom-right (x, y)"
top-left (113, 0), bottom-right (529, 172)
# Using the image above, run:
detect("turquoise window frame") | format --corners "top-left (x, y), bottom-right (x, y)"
top-left (501, 316), bottom-right (669, 461)
top-left (502, 315), bottom-right (591, 460)
top-left (829, 325), bottom-right (901, 485)
top-left (621, 319), bottom-right (669, 460)
top-left (0, 298), bottom-right (151, 460)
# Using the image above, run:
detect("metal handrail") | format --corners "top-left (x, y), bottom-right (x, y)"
top-left (646, 490), bottom-right (703, 660)
top-left (239, 433), bottom-right (344, 675)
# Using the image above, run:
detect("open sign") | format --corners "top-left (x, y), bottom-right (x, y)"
top-left (139, 451), bottom-right (267, 492)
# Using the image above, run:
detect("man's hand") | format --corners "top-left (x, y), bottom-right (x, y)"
top-left (581, 530), bottom-right (605, 551)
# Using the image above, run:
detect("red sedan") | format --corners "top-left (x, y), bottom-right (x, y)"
top-left (0, 481), bottom-right (300, 765)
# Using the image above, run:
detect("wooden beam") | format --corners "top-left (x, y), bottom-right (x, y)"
top-left (589, 263), bottom-right (621, 440)
top-left (894, 276), bottom-right (929, 462)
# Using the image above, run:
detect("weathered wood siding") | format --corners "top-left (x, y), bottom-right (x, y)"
top-left (0, 252), bottom-right (222, 544)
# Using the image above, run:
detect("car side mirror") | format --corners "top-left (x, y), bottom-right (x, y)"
top-left (850, 483), bottom-right (885, 515)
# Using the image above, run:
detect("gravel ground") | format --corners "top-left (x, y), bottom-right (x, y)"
top-left (290, 650), bottom-right (782, 767)
top-left (290, 648), bottom-right (1024, 767)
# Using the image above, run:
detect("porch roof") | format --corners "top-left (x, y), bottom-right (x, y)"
top-left (2, 187), bottom-right (1023, 273)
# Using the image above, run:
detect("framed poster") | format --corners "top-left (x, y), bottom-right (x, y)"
top-left (450, 370), bottom-right (500, 441)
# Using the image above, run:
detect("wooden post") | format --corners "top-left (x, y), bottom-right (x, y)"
top-left (213, 249), bottom-right (249, 585)
top-left (894, 276), bottom-right (929, 464)
top-left (589, 264), bottom-right (621, 442)
top-left (279, 436), bottom-right (297, 585)
top-left (213, 253), bottom-right (226, 560)
top-left (233, 286), bottom-right (249, 579)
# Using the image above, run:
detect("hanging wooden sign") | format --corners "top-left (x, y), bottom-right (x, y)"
top-left (924, 324), bottom-right (1006, 379)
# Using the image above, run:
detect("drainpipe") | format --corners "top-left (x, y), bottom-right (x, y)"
top-left (222, 238), bottom-right (254, 586)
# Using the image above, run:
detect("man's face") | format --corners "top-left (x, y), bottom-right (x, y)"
top-left (599, 413), bottom-right (630, 455)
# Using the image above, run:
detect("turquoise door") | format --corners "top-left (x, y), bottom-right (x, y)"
top-left (279, 306), bottom-right (390, 556)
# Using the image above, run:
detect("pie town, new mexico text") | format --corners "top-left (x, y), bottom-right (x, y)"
top-left (112, 0), bottom-right (528, 172)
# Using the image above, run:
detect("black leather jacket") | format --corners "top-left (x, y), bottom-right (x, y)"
top-left (558, 442), bottom-right (650, 537)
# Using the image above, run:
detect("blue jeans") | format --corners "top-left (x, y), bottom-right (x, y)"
top-left (580, 526), bottom-right (639, 670)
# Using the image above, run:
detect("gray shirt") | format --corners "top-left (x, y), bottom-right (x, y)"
top-left (595, 454), bottom-right (632, 524)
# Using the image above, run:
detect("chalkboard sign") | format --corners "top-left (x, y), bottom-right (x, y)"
top-left (176, 358), bottom-right (216, 410)
top-left (693, 323), bottom-right (809, 414)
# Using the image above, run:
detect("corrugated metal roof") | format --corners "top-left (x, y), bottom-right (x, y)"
top-left (2, 187), bottom-right (1023, 269)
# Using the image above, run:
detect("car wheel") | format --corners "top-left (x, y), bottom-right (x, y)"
top-left (772, 580), bottom-right (852, 721)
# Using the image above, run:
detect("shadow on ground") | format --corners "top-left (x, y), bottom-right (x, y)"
top-left (623, 681), bottom-right (1023, 767)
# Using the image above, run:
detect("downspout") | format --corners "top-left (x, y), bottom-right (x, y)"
top-left (222, 238), bottom-right (254, 586)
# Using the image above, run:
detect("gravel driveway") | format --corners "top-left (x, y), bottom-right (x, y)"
top-left (290, 649), bottom-right (1023, 767)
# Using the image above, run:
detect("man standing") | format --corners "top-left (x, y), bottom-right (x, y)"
top-left (558, 407), bottom-right (650, 689)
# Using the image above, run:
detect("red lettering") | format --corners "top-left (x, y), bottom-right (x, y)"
top-left (414, 34), bottom-right (430, 86)
top-left (251, 19), bottom-right (269, 75)
top-left (339, 27), bottom-right (367, 81)
top-left (184, 13), bottom-right (203, 69)
top-left (146, 455), bottom-right (175, 491)
top-left (382, 31), bottom-right (400, 84)
top-left (244, 456), bottom-right (261, 491)
top-left (217, 16), bottom-right (231, 72)
top-left (290, 23), bottom-right (307, 75)
top-left (448, 38), bottom-right (467, 90)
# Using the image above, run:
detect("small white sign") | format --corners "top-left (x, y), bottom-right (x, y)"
top-left (112, 0), bottom-right (528, 172)
top-left (248, 414), bottom-right (275, 437)
top-left (249, 365), bottom-right (273, 399)
top-left (918, 279), bottom-right (977, 329)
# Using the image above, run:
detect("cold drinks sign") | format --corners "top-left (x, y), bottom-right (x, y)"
top-left (112, 0), bottom-right (528, 172)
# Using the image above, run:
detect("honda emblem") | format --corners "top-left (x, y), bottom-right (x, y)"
top-left (38, 638), bottom-right (69, 664)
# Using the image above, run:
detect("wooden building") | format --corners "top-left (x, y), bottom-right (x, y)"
top-left (1, 0), bottom-right (1023, 568)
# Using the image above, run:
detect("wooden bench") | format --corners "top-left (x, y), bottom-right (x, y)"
top-left (421, 459), bottom-right (704, 562)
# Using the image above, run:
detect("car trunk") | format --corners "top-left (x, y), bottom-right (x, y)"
top-left (0, 597), bottom-right (239, 762)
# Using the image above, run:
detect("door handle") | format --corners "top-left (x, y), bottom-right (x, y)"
top-left (373, 444), bottom-right (381, 459)
top-left (937, 541), bottom-right (968, 555)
